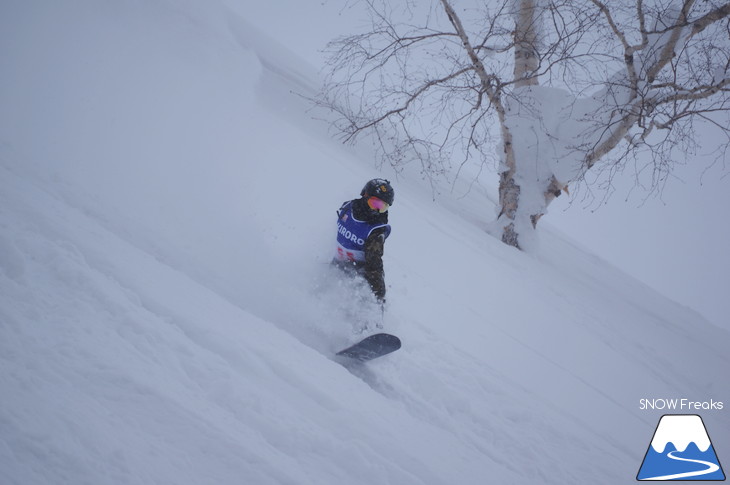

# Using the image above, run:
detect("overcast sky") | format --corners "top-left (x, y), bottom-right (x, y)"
top-left (239, 1), bottom-right (729, 329)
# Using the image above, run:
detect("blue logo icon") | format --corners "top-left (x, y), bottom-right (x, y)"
top-left (637, 415), bottom-right (725, 481)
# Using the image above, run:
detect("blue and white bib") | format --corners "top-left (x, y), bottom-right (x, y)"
top-left (335, 201), bottom-right (391, 262)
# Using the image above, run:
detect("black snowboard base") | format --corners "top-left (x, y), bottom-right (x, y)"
top-left (336, 333), bottom-right (401, 362)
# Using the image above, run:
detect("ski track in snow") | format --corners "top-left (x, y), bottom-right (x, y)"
top-left (641, 451), bottom-right (720, 481)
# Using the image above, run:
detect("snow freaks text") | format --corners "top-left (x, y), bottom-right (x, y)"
top-left (639, 399), bottom-right (724, 411)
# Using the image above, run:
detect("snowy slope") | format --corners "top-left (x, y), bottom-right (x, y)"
top-left (1, 1), bottom-right (729, 484)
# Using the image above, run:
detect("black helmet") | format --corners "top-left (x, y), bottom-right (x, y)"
top-left (361, 178), bottom-right (395, 206)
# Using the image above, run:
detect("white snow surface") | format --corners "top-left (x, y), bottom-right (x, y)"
top-left (650, 415), bottom-right (712, 453)
top-left (1, 1), bottom-right (729, 484)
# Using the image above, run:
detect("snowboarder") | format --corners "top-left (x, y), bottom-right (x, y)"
top-left (332, 179), bottom-right (394, 306)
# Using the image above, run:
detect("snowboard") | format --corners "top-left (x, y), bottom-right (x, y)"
top-left (336, 333), bottom-right (401, 362)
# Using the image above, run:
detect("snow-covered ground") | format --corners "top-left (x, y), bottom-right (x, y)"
top-left (1, 1), bottom-right (728, 484)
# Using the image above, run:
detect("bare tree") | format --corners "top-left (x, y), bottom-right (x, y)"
top-left (316, 0), bottom-right (730, 249)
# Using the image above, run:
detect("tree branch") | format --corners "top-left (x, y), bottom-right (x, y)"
top-left (340, 67), bottom-right (474, 143)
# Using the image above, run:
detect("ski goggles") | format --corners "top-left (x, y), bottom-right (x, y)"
top-left (367, 196), bottom-right (390, 213)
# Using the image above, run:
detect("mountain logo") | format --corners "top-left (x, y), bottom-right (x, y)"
top-left (637, 414), bottom-right (726, 481)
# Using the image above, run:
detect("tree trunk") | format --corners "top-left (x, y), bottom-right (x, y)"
top-left (497, 0), bottom-right (540, 249)
top-left (513, 0), bottom-right (539, 88)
